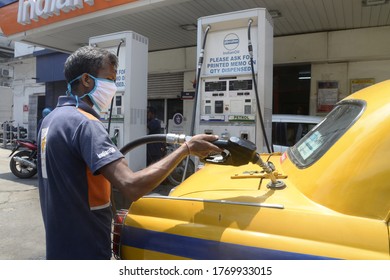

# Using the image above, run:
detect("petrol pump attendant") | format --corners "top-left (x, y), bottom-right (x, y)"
top-left (37, 46), bottom-right (222, 260)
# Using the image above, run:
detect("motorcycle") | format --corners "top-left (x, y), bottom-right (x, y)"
top-left (9, 139), bottom-right (38, 179)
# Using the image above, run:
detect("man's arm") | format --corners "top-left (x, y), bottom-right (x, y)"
top-left (99, 134), bottom-right (222, 201)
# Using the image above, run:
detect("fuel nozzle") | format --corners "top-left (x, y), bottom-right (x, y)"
top-left (205, 136), bottom-right (259, 166)
top-left (168, 134), bottom-right (259, 165)
top-left (208, 136), bottom-right (286, 190)
top-left (170, 134), bottom-right (285, 189)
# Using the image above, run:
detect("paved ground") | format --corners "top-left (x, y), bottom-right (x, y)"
top-left (0, 147), bottom-right (45, 260)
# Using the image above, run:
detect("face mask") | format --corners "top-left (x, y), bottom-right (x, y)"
top-left (67, 74), bottom-right (117, 111)
top-left (83, 75), bottom-right (117, 111)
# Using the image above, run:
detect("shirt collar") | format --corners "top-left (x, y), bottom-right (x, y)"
top-left (57, 95), bottom-right (101, 119)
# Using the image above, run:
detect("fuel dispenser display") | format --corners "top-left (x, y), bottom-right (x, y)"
top-left (195, 8), bottom-right (274, 152)
top-left (200, 76), bottom-right (256, 139)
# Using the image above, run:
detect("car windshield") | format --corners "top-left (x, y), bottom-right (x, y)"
top-left (288, 101), bottom-right (365, 168)
top-left (273, 122), bottom-right (319, 147)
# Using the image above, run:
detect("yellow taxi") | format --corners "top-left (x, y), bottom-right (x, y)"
top-left (114, 80), bottom-right (390, 260)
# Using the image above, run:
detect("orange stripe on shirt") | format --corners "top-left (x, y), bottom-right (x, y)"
top-left (77, 108), bottom-right (98, 120)
top-left (86, 167), bottom-right (111, 210)
top-left (77, 108), bottom-right (110, 209)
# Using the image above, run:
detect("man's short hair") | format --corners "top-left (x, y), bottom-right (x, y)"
top-left (64, 46), bottom-right (118, 90)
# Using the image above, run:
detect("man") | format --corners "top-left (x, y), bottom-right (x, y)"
top-left (37, 46), bottom-right (221, 260)
top-left (37, 107), bottom-right (51, 135)
top-left (146, 106), bottom-right (164, 165)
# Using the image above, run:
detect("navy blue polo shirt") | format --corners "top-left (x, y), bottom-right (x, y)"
top-left (37, 96), bottom-right (124, 260)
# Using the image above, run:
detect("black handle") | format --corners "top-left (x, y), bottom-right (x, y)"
top-left (206, 137), bottom-right (259, 166)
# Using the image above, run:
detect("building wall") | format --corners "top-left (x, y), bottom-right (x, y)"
top-left (310, 60), bottom-right (390, 115)
top-left (6, 57), bottom-right (45, 127)
top-left (274, 26), bottom-right (390, 63)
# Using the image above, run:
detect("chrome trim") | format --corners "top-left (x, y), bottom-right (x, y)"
top-left (143, 194), bottom-right (284, 209)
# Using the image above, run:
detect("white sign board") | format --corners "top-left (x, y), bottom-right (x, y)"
top-left (204, 27), bottom-right (258, 76)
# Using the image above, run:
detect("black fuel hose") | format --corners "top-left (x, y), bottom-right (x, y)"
top-left (120, 134), bottom-right (168, 155)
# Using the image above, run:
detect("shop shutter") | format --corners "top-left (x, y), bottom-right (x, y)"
top-left (148, 72), bottom-right (183, 99)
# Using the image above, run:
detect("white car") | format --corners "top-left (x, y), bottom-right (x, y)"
top-left (272, 114), bottom-right (323, 152)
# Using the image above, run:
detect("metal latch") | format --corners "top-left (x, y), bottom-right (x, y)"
top-left (231, 170), bottom-right (288, 190)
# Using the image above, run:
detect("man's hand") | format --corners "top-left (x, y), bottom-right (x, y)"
top-left (186, 134), bottom-right (223, 159)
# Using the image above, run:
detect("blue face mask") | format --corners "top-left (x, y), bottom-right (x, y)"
top-left (67, 74), bottom-right (117, 111)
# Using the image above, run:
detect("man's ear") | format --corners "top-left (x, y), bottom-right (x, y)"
top-left (80, 73), bottom-right (93, 89)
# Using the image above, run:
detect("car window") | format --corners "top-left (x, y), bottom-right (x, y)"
top-left (288, 101), bottom-right (365, 168)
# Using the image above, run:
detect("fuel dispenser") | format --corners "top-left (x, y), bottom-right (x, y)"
top-left (194, 8), bottom-right (273, 152)
top-left (89, 31), bottom-right (148, 171)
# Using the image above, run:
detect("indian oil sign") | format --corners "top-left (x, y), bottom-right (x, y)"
top-left (204, 27), bottom-right (258, 77)
top-left (17, 0), bottom-right (94, 25)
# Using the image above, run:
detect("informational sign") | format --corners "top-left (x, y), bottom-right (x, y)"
top-left (204, 27), bottom-right (258, 76)
top-left (317, 81), bottom-right (338, 113)
top-left (116, 68), bottom-right (126, 90)
top-left (181, 91), bottom-right (195, 100)
top-left (297, 131), bottom-right (322, 160)
top-left (350, 78), bottom-right (375, 94)
top-left (168, 113), bottom-right (186, 134)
